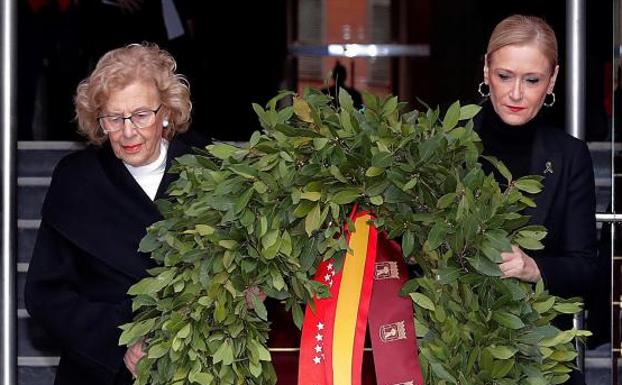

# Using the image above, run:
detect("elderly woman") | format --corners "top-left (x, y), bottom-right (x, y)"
top-left (476, 15), bottom-right (596, 385)
top-left (25, 43), bottom-right (202, 385)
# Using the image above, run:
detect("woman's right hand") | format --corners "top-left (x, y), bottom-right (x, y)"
top-left (499, 245), bottom-right (541, 283)
top-left (244, 286), bottom-right (267, 309)
top-left (123, 338), bottom-right (145, 377)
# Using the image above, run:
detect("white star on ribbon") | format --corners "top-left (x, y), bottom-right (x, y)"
top-left (317, 322), bottom-right (324, 330)
top-left (313, 356), bottom-right (321, 364)
top-left (327, 263), bottom-right (333, 270)
top-left (314, 344), bottom-right (322, 353)
top-left (324, 274), bottom-right (331, 282)
top-left (315, 333), bottom-right (323, 342)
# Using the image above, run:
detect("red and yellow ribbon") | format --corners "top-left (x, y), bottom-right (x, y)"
top-left (298, 210), bottom-right (424, 385)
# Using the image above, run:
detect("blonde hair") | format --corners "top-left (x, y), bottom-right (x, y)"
top-left (74, 43), bottom-right (191, 145)
top-left (486, 15), bottom-right (558, 71)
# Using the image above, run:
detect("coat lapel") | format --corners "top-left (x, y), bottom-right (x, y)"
top-left (526, 127), bottom-right (562, 226)
top-left (42, 138), bottom-right (191, 280)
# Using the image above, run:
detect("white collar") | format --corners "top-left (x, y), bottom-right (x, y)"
top-left (123, 139), bottom-right (169, 177)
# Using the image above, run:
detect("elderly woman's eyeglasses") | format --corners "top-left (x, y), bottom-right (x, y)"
top-left (98, 105), bottom-right (162, 133)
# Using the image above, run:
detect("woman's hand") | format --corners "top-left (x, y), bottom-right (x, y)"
top-left (123, 338), bottom-right (145, 377)
top-left (244, 286), bottom-right (267, 309)
top-left (499, 245), bottom-right (541, 282)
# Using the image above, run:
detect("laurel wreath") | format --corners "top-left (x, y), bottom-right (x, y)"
top-left (120, 88), bottom-right (588, 385)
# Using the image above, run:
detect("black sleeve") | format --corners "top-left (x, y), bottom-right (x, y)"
top-left (534, 142), bottom-right (598, 299)
top-left (25, 221), bottom-right (132, 376)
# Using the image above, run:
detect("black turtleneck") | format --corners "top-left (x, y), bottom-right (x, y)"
top-left (478, 101), bottom-right (539, 183)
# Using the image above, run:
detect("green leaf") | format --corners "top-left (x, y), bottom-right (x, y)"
top-left (430, 362), bottom-right (457, 384)
top-left (535, 279), bottom-right (545, 296)
top-left (442, 101), bottom-right (460, 130)
top-left (249, 131), bottom-right (261, 147)
top-left (292, 302), bottom-right (304, 330)
top-left (365, 166), bottom-right (385, 177)
top-left (382, 96), bottom-right (398, 115)
top-left (253, 180), bottom-right (268, 194)
top-left (305, 204), bottom-right (321, 236)
top-left (492, 311), bottom-right (525, 329)
top-left (138, 233), bottom-right (159, 253)
top-left (371, 152), bottom-right (393, 168)
top-left (486, 346), bottom-right (517, 359)
top-left (552, 302), bottom-right (582, 314)
top-left (214, 301), bottom-right (227, 323)
top-left (517, 226), bottom-right (547, 240)
top-left (195, 224), bottom-right (215, 236)
top-left (514, 177), bottom-right (543, 194)
top-left (301, 191), bottom-right (322, 201)
top-left (414, 317), bottom-right (429, 337)
top-left (128, 269), bottom-right (176, 295)
top-left (330, 165), bottom-right (348, 183)
top-left (251, 294), bottom-right (268, 320)
top-left (437, 193), bottom-right (456, 209)
top-left (118, 318), bottom-right (155, 346)
top-left (520, 195), bottom-right (537, 207)
top-left (410, 293), bottom-right (435, 310)
top-left (525, 377), bottom-right (547, 385)
top-left (313, 138), bottom-right (329, 150)
top-left (532, 297), bottom-right (556, 313)
top-left (229, 164), bottom-right (258, 179)
top-left (514, 236), bottom-right (544, 250)
top-left (538, 330), bottom-right (575, 348)
top-left (483, 155), bottom-right (512, 183)
top-left (332, 189), bottom-right (360, 204)
top-left (212, 340), bottom-right (234, 365)
top-left (427, 222), bottom-right (448, 249)
top-left (437, 267), bottom-right (461, 284)
top-left (176, 323), bottom-right (191, 339)
top-left (369, 195), bottom-right (383, 205)
top-left (293, 97), bottom-right (313, 122)
top-left (491, 358), bottom-right (514, 379)
top-left (484, 229), bottom-right (513, 252)
top-left (459, 104), bottom-right (481, 120)
top-left (219, 240), bottom-right (238, 250)
top-left (550, 375), bottom-right (571, 385)
top-left (234, 188), bottom-right (254, 214)
top-left (207, 143), bottom-right (239, 160)
top-left (147, 341), bottom-right (169, 359)
top-left (550, 350), bottom-right (577, 362)
top-left (339, 88), bottom-right (354, 111)
top-left (402, 231), bottom-right (414, 257)
top-left (249, 339), bottom-right (272, 362)
top-left (466, 254), bottom-right (502, 277)
top-left (262, 229), bottom-right (279, 249)
top-left (190, 372), bottom-right (214, 385)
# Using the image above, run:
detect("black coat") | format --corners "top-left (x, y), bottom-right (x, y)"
top-left (25, 138), bottom-right (193, 385)
top-left (475, 110), bottom-right (598, 299)
top-left (476, 111), bottom-right (597, 385)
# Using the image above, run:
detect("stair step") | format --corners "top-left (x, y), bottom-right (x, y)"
top-left (17, 366), bottom-right (57, 385)
top-left (18, 226), bottom-right (38, 264)
top-left (18, 316), bottom-right (59, 357)
top-left (18, 272), bottom-right (26, 309)
top-left (18, 357), bottom-right (59, 367)
top-left (18, 141), bottom-right (83, 178)
top-left (17, 184), bottom-right (48, 220)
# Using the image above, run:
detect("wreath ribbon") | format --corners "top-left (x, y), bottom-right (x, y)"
top-left (298, 210), bottom-right (424, 385)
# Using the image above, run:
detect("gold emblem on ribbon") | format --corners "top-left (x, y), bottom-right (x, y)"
top-left (374, 261), bottom-right (399, 280)
top-left (379, 321), bottom-right (407, 342)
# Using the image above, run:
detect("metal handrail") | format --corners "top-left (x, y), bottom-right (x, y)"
top-left (1, 0), bottom-right (16, 384)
